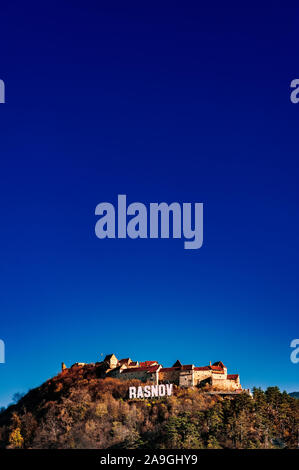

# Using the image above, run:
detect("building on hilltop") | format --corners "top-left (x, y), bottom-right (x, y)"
top-left (139, 360), bottom-right (158, 367)
top-left (104, 354), bottom-right (118, 369)
top-left (118, 365), bottom-right (161, 385)
top-left (118, 358), bottom-right (132, 366)
top-left (102, 354), bottom-right (242, 392)
top-left (63, 354), bottom-right (243, 392)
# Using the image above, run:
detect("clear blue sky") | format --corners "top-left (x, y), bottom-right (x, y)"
top-left (0, 3), bottom-right (298, 407)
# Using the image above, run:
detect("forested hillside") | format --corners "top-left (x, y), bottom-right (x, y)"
top-left (0, 365), bottom-right (298, 449)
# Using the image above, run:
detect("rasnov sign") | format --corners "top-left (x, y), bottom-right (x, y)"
top-left (129, 384), bottom-right (173, 399)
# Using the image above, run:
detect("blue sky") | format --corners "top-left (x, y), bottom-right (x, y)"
top-left (0, 3), bottom-right (298, 406)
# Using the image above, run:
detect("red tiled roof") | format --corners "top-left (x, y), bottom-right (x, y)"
top-left (227, 374), bottom-right (239, 380)
top-left (121, 365), bottom-right (160, 374)
top-left (213, 361), bottom-right (225, 368)
top-left (104, 354), bottom-right (116, 361)
top-left (139, 361), bottom-right (157, 367)
top-left (161, 364), bottom-right (194, 371)
top-left (119, 358), bottom-right (131, 364)
top-left (194, 365), bottom-right (224, 372)
top-left (172, 360), bottom-right (182, 367)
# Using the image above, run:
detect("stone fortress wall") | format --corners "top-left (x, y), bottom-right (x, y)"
top-left (66, 354), bottom-right (244, 393)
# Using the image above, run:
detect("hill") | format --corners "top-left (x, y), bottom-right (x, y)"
top-left (289, 392), bottom-right (299, 399)
top-left (0, 364), bottom-right (298, 449)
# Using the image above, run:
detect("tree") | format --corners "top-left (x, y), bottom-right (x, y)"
top-left (12, 392), bottom-right (25, 404)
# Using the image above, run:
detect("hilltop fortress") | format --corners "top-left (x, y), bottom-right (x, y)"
top-left (64, 353), bottom-right (245, 393)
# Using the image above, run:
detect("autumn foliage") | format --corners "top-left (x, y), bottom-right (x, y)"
top-left (0, 364), bottom-right (298, 449)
